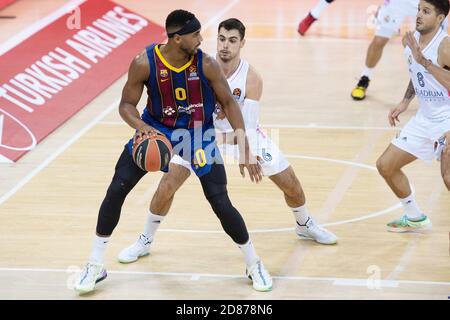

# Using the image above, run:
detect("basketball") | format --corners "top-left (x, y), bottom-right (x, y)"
top-left (132, 133), bottom-right (173, 172)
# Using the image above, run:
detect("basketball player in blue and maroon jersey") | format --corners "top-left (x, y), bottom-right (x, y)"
top-left (74, 10), bottom-right (272, 294)
top-left (119, 19), bottom-right (337, 278)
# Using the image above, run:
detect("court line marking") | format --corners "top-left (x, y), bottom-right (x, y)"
top-left (0, 267), bottom-right (449, 288)
top-left (98, 121), bottom-right (401, 131)
top-left (208, 37), bottom-right (378, 43)
top-left (0, 99), bottom-right (120, 206)
top-left (264, 124), bottom-right (400, 130)
top-left (152, 155), bottom-right (402, 234)
top-left (386, 182), bottom-right (443, 281)
top-left (0, 1), bottom-right (241, 204)
top-left (0, 0), bottom-right (85, 162)
top-left (201, 0), bottom-right (241, 31)
top-left (157, 201), bottom-right (402, 235)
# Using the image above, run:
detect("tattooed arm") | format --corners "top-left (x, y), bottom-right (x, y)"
top-left (388, 80), bottom-right (415, 127)
top-left (403, 80), bottom-right (416, 102)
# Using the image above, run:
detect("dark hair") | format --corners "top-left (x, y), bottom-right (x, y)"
top-left (166, 9), bottom-right (195, 31)
top-left (423, 0), bottom-right (450, 17)
top-left (218, 18), bottom-right (246, 40)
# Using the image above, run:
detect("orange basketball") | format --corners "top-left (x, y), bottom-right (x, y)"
top-left (132, 133), bottom-right (172, 172)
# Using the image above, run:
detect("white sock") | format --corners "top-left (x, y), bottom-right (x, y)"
top-left (238, 239), bottom-right (259, 267)
top-left (361, 66), bottom-right (374, 79)
top-left (400, 194), bottom-right (424, 220)
top-left (291, 204), bottom-right (311, 225)
top-left (89, 235), bottom-right (110, 264)
top-left (142, 210), bottom-right (165, 242)
top-left (310, 0), bottom-right (330, 19)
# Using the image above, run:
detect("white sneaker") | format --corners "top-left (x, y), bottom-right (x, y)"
top-left (296, 217), bottom-right (337, 245)
top-left (74, 262), bottom-right (107, 295)
top-left (118, 234), bottom-right (151, 264)
top-left (246, 259), bottom-right (273, 292)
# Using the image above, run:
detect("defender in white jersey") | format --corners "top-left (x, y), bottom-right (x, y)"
top-left (351, 0), bottom-right (448, 100)
top-left (117, 19), bottom-right (337, 282)
top-left (376, 0), bottom-right (450, 233)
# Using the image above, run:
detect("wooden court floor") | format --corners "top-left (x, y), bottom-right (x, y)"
top-left (0, 0), bottom-right (449, 299)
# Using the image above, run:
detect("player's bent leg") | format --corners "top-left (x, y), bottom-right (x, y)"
top-left (118, 162), bottom-right (191, 264)
top-left (269, 166), bottom-right (304, 207)
top-left (96, 148), bottom-right (148, 236)
top-left (269, 166), bottom-right (337, 245)
top-left (199, 163), bottom-right (272, 291)
top-left (75, 147), bottom-right (146, 294)
top-left (376, 143), bottom-right (416, 198)
top-left (365, 36), bottom-right (390, 68)
top-left (150, 162), bottom-right (191, 214)
top-left (376, 144), bottom-right (431, 232)
top-left (351, 36), bottom-right (389, 100)
top-left (200, 163), bottom-right (249, 244)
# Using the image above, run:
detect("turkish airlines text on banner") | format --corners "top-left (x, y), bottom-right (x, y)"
top-left (0, 0), bottom-right (166, 162)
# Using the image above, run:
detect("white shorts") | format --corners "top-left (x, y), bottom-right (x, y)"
top-left (391, 114), bottom-right (450, 163)
top-left (170, 128), bottom-right (290, 177)
top-left (375, 0), bottom-right (418, 38)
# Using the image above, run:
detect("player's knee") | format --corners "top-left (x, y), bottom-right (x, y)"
top-left (284, 178), bottom-right (303, 199)
top-left (106, 176), bottom-right (134, 199)
top-left (156, 176), bottom-right (181, 200)
top-left (206, 192), bottom-right (249, 244)
top-left (207, 191), bottom-right (232, 214)
top-left (371, 36), bottom-right (389, 49)
top-left (376, 157), bottom-right (393, 178)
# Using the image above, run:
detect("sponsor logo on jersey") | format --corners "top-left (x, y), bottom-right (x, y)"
top-left (262, 148), bottom-right (272, 162)
top-left (163, 106), bottom-right (176, 116)
top-left (188, 65), bottom-right (199, 80)
top-left (177, 103), bottom-right (203, 114)
top-left (160, 69), bottom-right (169, 78)
top-left (414, 88), bottom-right (445, 99)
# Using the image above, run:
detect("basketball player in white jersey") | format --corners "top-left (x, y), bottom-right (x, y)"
top-left (376, 0), bottom-right (450, 233)
top-left (117, 19), bottom-right (337, 285)
top-left (351, 0), bottom-right (448, 101)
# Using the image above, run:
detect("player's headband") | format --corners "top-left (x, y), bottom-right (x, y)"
top-left (167, 17), bottom-right (201, 38)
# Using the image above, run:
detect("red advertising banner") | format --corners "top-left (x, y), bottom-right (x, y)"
top-left (0, 0), bottom-right (17, 11)
top-left (0, 0), bottom-right (166, 162)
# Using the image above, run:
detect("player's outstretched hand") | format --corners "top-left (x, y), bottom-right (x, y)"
top-left (239, 152), bottom-right (263, 183)
top-left (388, 101), bottom-right (409, 127)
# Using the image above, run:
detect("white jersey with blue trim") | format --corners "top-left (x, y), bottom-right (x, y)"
top-left (404, 29), bottom-right (450, 122)
top-left (214, 58), bottom-right (250, 132)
